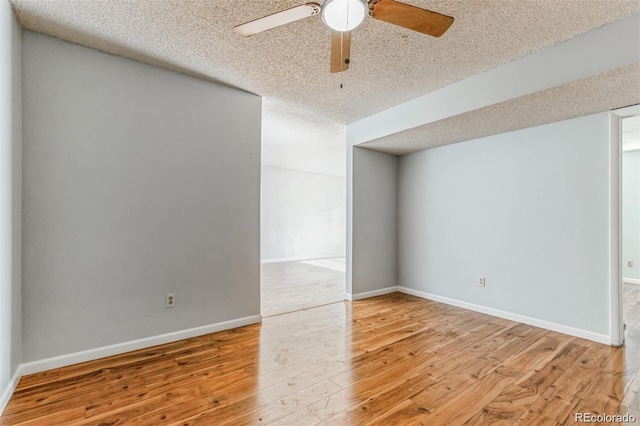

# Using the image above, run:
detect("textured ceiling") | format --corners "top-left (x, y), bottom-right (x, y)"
top-left (10, 0), bottom-right (640, 128)
top-left (360, 63), bottom-right (640, 154)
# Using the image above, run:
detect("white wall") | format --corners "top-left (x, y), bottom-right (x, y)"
top-left (398, 113), bottom-right (610, 336)
top-left (349, 147), bottom-right (398, 298)
top-left (623, 149), bottom-right (640, 282)
top-left (261, 100), bottom-right (346, 262)
top-left (21, 32), bottom-right (262, 363)
top-left (0, 0), bottom-right (21, 411)
top-left (261, 167), bottom-right (345, 261)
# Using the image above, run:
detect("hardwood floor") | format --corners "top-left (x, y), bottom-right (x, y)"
top-left (624, 282), bottom-right (640, 333)
top-left (2, 291), bottom-right (640, 425)
top-left (261, 259), bottom-right (345, 317)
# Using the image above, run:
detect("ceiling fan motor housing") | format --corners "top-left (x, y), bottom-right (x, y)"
top-left (321, 0), bottom-right (369, 32)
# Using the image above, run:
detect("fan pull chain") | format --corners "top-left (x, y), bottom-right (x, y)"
top-left (341, 1), bottom-right (348, 88)
top-left (340, 31), bottom-right (344, 88)
top-left (340, 2), bottom-right (349, 89)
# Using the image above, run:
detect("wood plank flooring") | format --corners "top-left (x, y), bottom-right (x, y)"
top-left (261, 259), bottom-right (345, 317)
top-left (624, 282), bottom-right (640, 333)
top-left (2, 291), bottom-right (640, 425)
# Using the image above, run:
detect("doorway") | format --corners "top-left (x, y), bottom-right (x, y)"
top-left (259, 101), bottom-right (347, 318)
top-left (621, 114), bottom-right (640, 343)
top-left (259, 166), bottom-right (347, 317)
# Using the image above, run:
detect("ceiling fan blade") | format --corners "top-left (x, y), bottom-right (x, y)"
top-left (330, 31), bottom-right (352, 73)
top-left (369, 0), bottom-right (453, 37)
top-left (234, 2), bottom-right (321, 37)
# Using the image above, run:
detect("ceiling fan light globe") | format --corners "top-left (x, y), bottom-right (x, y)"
top-left (322, 0), bottom-right (367, 32)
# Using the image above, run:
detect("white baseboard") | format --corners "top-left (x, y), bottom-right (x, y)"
top-left (342, 286), bottom-right (610, 344)
top-left (397, 287), bottom-right (610, 345)
top-left (19, 315), bottom-right (262, 376)
top-left (346, 286), bottom-right (400, 301)
top-left (261, 254), bottom-right (344, 264)
top-left (1, 366), bottom-right (23, 415)
top-left (624, 278), bottom-right (640, 285)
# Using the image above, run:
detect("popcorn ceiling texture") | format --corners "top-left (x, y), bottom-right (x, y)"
top-left (360, 63), bottom-right (640, 155)
top-left (11, 0), bottom-right (640, 130)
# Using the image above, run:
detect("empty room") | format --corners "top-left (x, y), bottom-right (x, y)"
top-left (1, 0), bottom-right (640, 425)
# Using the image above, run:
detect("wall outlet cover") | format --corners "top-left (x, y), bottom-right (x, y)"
top-left (166, 293), bottom-right (176, 308)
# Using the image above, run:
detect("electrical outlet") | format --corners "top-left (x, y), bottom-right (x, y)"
top-left (478, 277), bottom-right (485, 287)
top-left (629, 260), bottom-right (634, 268)
top-left (166, 293), bottom-right (176, 308)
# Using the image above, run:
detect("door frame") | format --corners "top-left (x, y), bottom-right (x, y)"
top-left (609, 104), bottom-right (640, 346)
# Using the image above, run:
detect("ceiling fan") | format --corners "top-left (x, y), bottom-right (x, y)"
top-left (233, 0), bottom-right (454, 73)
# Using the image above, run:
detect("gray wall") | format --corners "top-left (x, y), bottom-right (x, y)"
top-left (0, 0), bottom-right (21, 404)
top-left (623, 149), bottom-right (640, 281)
top-left (350, 147), bottom-right (398, 296)
top-left (398, 113), bottom-right (610, 334)
top-left (21, 32), bottom-right (261, 362)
